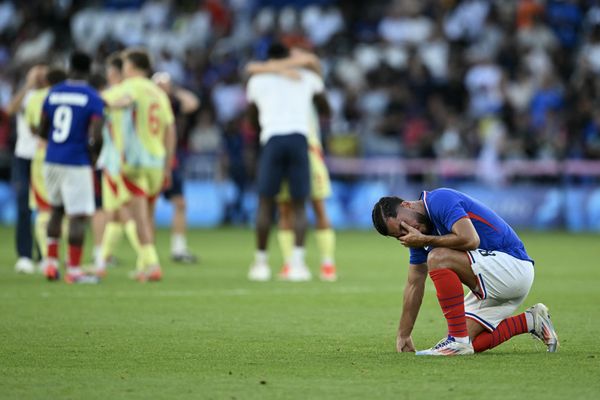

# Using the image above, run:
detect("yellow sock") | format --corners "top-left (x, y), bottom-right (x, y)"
top-left (123, 220), bottom-right (141, 254)
top-left (277, 230), bottom-right (294, 266)
top-left (316, 228), bottom-right (336, 266)
top-left (142, 244), bottom-right (160, 269)
top-left (100, 222), bottom-right (123, 261)
top-left (35, 211), bottom-right (50, 258)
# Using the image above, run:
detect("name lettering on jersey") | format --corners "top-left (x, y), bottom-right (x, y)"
top-left (49, 93), bottom-right (89, 107)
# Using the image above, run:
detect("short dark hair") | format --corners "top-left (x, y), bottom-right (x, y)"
top-left (106, 52), bottom-right (123, 71)
top-left (88, 72), bottom-right (107, 91)
top-left (267, 42), bottom-right (289, 60)
top-left (46, 67), bottom-right (67, 86)
top-left (123, 48), bottom-right (152, 72)
top-left (70, 51), bottom-right (92, 75)
top-left (372, 196), bottom-right (404, 236)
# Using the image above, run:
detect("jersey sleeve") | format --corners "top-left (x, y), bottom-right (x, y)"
top-left (428, 190), bottom-right (468, 232)
top-left (24, 91), bottom-right (44, 129)
top-left (305, 70), bottom-right (325, 94)
top-left (409, 247), bottom-right (428, 265)
top-left (89, 91), bottom-right (105, 119)
top-left (246, 76), bottom-right (258, 103)
top-left (102, 83), bottom-right (129, 105)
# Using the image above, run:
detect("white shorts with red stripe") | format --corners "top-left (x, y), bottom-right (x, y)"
top-left (43, 163), bottom-right (95, 216)
top-left (464, 249), bottom-right (534, 331)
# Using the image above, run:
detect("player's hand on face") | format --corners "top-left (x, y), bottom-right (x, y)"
top-left (396, 335), bottom-right (415, 353)
top-left (398, 221), bottom-right (426, 248)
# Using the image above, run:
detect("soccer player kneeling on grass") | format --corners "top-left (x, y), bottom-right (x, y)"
top-left (38, 51), bottom-right (104, 284)
top-left (372, 188), bottom-right (559, 355)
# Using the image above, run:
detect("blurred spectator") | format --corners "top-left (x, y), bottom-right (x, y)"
top-left (0, 0), bottom-right (599, 190)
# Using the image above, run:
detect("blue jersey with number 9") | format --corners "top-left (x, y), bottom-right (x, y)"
top-left (43, 81), bottom-right (104, 166)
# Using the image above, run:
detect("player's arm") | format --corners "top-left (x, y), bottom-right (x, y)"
top-left (245, 51), bottom-right (321, 79)
top-left (313, 93), bottom-right (331, 119)
top-left (88, 116), bottom-right (105, 164)
top-left (399, 218), bottom-right (480, 251)
top-left (5, 66), bottom-right (42, 116)
top-left (163, 122), bottom-right (176, 188)
top-left (397, 263), bottom-right (428, 353)
top-left (247, 103), bottom-right (260, 133)
top-left (38, 112), bottom-right (50, 140)
top-left (173, 88), bottom-right (200, 115)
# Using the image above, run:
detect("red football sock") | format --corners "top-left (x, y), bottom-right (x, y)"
top-left (48, 238), bottom-right (59, 259)
top-left (472, 313), bottom-right (529, 352)
top-left (429, 268), bottom-right (468, 338)
top-left (68, 245), bottom-right (83, 269)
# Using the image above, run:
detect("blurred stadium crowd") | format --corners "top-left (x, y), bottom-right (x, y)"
top-left (1, 0), bottom-right (600, 185)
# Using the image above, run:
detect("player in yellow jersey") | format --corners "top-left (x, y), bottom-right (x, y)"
top-left (246, 48), bottom-right (337, 281)
top-left (104, 48), bottom-right (176, 281)
top-left (93, 52), bottom-right (142, 277)
top-left (26, 67), bottom-right (67, 263)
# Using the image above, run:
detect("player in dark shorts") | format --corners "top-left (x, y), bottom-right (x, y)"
top-left (153, 72), bottom-right (200, 263)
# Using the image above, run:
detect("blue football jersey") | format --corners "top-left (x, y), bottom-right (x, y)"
top-left (43, 81), bottom-right (104, 166)
top-left (409, 188), bottom-right (534, 265)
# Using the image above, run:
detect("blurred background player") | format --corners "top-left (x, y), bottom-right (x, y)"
top-left (6, 64), bottom-right (48, 274)
top-left (246, 48), bottom-right (336, 282)
top-left (38, 51), bottom-right (104, 284)
top-left (26, 67), bottom-right (68, 267)
top-left (104, 48), bottom-right (176, 282)
top-left (152, 71), bottom-right (200, 264)
top-left (93, 53), bottom-right (141, 278)
top-left (246, 43), bottom-right (328, 282)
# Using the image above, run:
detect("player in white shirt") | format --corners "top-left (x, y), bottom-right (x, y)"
top-left (6, 65), bottom-right (48, 274)
top-left (245, 43), bottom-right (330, 281)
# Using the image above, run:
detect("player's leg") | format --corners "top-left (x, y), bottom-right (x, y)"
top-left (117, 206), bottom-right (141, 255)
top-left (34, 210), bottom-right (50, 260)
top-left (13, 156), bottom-right (34, 273)
top-left (249, 137), bottom-right (284, 281)
top-left (312, 199), bottom-right (337, 281)
top-left (44, 205), bottom-right (64, 280)
top-left (91, 169), bottom-right (106, 269)
top-left (287, 134), bottom-right (310, 281)
top-left (276, 199), bottom-right (294, 278)
top-left (308, 148), bottom-right (337, 281)
top-left (465, 251), bottom-right (558, 352)
top-left (42, 163), bottom-right (64, 280)
top-left (168, 164), bottom-right (197, 263)
top-left (140, 171), bottom-right (164, 281)
top-left (123, 169), bottom-right (161, 281)
top-left (415, 247), bottom-right (477, 356)
top-left (62, 165), bottom-right (98, 284)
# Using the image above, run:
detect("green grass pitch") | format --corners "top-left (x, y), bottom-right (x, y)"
top-left (1, 226), bottom-right (599, 399)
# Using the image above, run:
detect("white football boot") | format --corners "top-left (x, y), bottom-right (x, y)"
top-left (15, 257), bottom-right (35, 274)
top-left (284, 264), bottom-right (312, 282)
top-left (416, 336), bottom-right (474, 356)
top-left (527, 303), bottom-right (559, 352)
top-left (248, 263), bottom-right (271, 281)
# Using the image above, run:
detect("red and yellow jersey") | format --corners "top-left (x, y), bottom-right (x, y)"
top-left (110, 76), bottom-right (174, 168)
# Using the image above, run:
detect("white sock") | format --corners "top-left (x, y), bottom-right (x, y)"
top-left (255, 250), bottom-right (268, 265)
top-left (93, 246), bottom-right (102, 265)
top-left (525, 311), bottom-right (534, 332)
top-left (290, 247), bottom-right (305, 269)
top-left (321, 256), bottom-right (334, 266)
top-left (171, 233), bottom-right (187, 255)
top-left (454, 336), bottom-right (470, 344)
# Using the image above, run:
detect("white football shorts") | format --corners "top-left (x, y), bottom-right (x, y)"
top-left (464, 249), bottom-right (534, 331)
top-left (43, 163), bottom-right (95, 216)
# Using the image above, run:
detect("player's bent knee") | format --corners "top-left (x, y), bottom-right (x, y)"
top-left (426, 248), bottom-right (454, 270)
